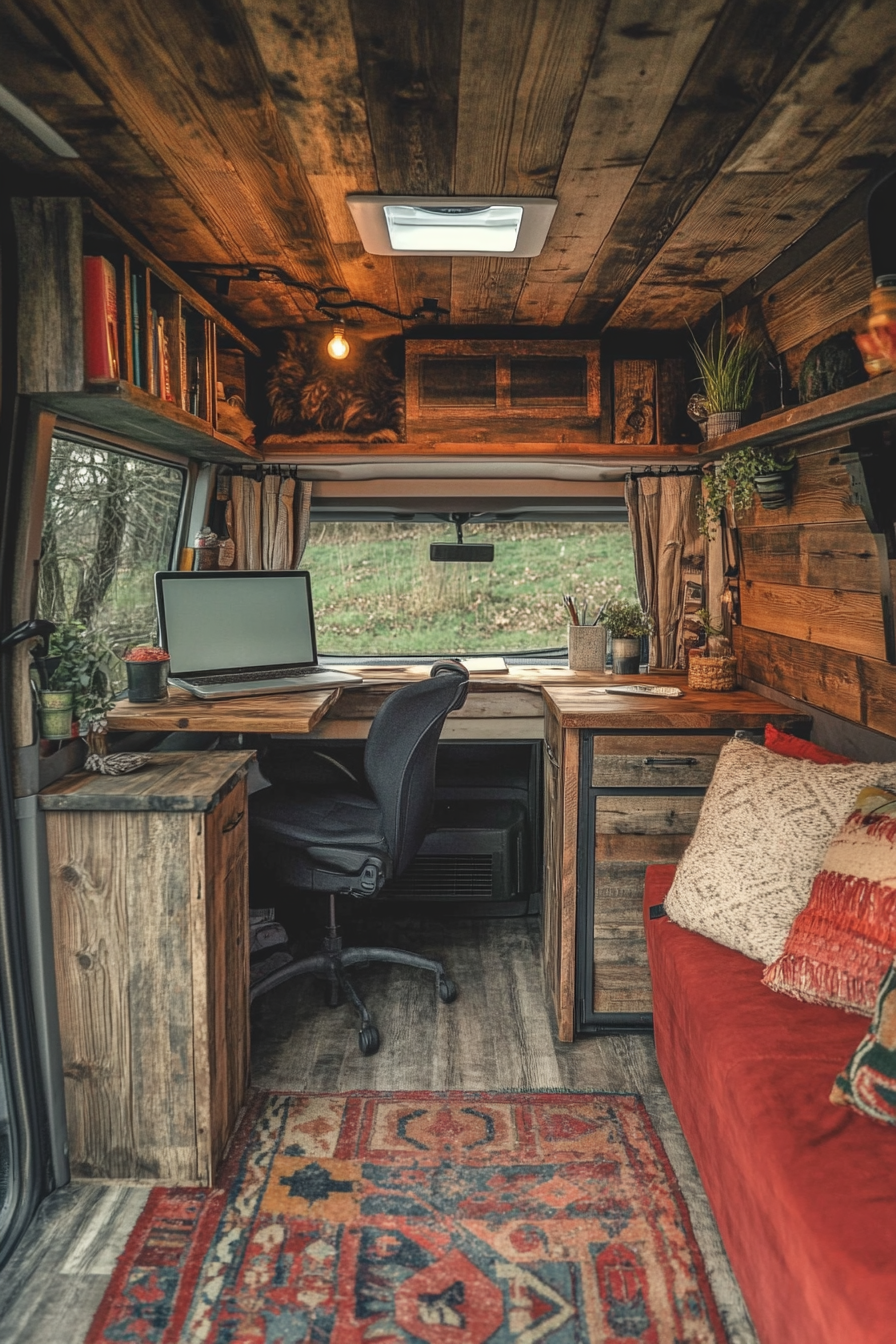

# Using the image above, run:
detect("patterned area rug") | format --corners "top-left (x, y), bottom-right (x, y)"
top-left (87, 1091), bottom-right (726, 1343)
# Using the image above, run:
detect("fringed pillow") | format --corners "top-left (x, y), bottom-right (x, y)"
top-left (831, 961), bottom-right (896, 1125)
top-left (763, 787), bottom-right (896, 1014)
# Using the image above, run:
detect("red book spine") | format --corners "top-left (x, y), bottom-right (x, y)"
top-left (83, 256), bottom-right (120, 380)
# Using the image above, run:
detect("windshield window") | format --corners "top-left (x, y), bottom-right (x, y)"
top-left (38, 436), bottom-right (186, 677)
top-left (304, 520), bottom-right (638, 655)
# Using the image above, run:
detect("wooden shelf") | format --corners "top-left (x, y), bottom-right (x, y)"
top-left (699, 372), bottom-right (896, 459)
top-left (33, 382), bottom-right (261, 462)
top-left (261, 436), bottom-right (701, 459)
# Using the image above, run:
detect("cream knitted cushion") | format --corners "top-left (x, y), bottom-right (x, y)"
top-left (664, 738), bottom-right (887, 964)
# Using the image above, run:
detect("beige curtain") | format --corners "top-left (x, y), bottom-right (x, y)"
top-left (625, 472), bottom-right (706, 669)
top-left (223, 470), bottom-right (312, 570)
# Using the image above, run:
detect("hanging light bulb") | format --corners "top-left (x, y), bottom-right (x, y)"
top-left (327, 324), bottom-right (350, 360)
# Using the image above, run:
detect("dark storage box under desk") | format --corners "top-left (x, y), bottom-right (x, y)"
top-left (39, 751), bottom-right (253, 1184)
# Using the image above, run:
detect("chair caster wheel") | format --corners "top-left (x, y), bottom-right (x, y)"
top-left (438, 977), bottom-right (458, 1004)
top-left (358, 1025), bottom-right (380, 1056)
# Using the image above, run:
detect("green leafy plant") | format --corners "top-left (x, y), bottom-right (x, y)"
top-left (689, 312), bottom-right (761, 414)
top-left (697, 446), bottom-right (795, 540)
top-left (46, 620), bottom-right (118, 728)
top-left (598, 598), bottom-right (654, 640)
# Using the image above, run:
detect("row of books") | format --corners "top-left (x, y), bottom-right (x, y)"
top-left (83, 255), bottom-right (201, 413)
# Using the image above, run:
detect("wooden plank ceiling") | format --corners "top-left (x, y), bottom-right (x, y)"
top-left (2, 0), bottom-right (896, 336)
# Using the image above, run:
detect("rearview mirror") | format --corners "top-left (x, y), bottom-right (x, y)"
top-left (430, 513), bottom-right (494, 563)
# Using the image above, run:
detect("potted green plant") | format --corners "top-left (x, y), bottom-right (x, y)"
top-left (690, 315), bottom-right (761, 439)
top-left (697, 446), bottom-right (796, 540)
top-left (36, 621), bottom-right (118, 745)
top-left (598, 599), bottom-right (654, 674)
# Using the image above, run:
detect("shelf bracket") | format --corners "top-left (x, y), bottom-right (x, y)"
top-left (841, 436), bottom-right (896, 663)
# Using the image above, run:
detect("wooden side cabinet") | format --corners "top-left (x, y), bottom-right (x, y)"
top-left (40, 751), bottom-right (253, 1184)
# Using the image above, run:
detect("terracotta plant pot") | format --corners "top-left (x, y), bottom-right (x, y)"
top-left (38, 689), bottom-right (74, 738)
top-left (612, 636), bottom-right (642, 675)
top-left (704, 410), bottom-right (743, 438)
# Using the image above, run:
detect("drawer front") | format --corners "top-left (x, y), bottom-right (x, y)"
top-left (593, 964), bottom-right (653, 1015)
top-left (591, 733), bottom-right (732, 788)
top-left (593, 753), bottom-right (720, 789)
top-left (595, 794), bottom-right (704, 836)
top-left (590, 794), bottom-right (703, 1019)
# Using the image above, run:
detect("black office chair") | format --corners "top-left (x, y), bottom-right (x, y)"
top-left (249, 660), bottom-right (470, 1054)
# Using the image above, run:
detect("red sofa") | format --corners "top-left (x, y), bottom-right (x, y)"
top-left (644, 863), bottom-right (896, 1344)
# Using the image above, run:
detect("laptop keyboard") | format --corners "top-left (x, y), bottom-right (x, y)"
top-left (186, 666), bottom-right (320, 686)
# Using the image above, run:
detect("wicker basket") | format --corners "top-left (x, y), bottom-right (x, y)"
top-left (688, 649), bottom-right (737, 691)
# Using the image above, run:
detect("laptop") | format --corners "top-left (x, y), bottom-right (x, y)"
top-left (154, 570), bottom-right (362, 699)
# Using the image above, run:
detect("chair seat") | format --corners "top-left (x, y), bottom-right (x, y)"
top-left (250, 787), bottom-right (387, 853)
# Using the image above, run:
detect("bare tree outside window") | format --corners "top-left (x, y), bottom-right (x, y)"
top-left (39, 437), bottom-right (185, 680)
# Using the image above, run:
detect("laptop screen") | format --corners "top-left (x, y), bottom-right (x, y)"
top-left (155, 571), bottom-right (317, 675)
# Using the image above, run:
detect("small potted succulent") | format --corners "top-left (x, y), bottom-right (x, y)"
top-left (124, 645), bottom-right (170, 703)
top-left (697, 445), bottom-right (796, 540)
top-left (690, 314), bottom-right (761, 439)
top-left (598, 599), bottom-right (654, 675)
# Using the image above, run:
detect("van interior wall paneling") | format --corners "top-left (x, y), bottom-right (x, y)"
top-left (733, 424), bottom-right (896, 742)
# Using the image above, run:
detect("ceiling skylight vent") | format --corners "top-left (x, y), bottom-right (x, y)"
top-left (347, 196), bottom-right (557, 257)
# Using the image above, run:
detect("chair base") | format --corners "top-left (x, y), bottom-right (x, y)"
top-left (249, 895), bottom-right (457, 1055)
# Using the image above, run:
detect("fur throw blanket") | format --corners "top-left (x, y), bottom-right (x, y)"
top-left (266, 330), bottom-right (404, 442)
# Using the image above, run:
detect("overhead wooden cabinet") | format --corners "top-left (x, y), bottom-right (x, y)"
top-left (40, 751), bottom-right (253, 1184)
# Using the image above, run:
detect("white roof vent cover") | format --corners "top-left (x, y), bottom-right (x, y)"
top-left (346, 196), bottom-right (557, 257)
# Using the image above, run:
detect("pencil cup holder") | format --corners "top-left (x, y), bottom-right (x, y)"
top-left (567, 623), bottom-right (608, 672)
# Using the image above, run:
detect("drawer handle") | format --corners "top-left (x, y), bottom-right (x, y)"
top-left (643, 757), bottom-right (697, 767)
top-left (221, 809), bottom-right (245, 833)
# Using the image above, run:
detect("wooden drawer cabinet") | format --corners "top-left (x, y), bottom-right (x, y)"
top-left (40, 751), bottom-right (253, 1184)
top-left (538, 682), bottom-right (811, 1040)
top-left (580, 729), bottom-right (738, 1029)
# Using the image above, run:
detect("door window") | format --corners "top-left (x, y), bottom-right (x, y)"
top-left (38, 435), bottom-right (186, 679)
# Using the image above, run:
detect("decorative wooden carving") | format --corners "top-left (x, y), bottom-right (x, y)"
top-left (613, 360), bottom-right (656, 445)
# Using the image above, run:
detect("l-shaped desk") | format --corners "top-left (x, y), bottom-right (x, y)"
top-left (107, 667), bottom-right (809, 1041)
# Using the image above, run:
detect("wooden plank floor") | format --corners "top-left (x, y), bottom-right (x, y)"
top-left (0, 916), bottom-right (756, 1344)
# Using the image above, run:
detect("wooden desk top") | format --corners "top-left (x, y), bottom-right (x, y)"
top-left (39, 750), bottom-right (255, 812)
top-left (106, 684), bottom-right (341, 734)
top-left (541, 675), bottom-right (811, 730)
top-left (104, 667), bottom-right (808, 736)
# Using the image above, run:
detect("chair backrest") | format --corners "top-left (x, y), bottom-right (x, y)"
top-left (364, 661), bottom-right (469, 875)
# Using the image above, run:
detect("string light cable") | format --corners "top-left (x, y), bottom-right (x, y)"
top-left (178, 263), bottom-right (449, 325)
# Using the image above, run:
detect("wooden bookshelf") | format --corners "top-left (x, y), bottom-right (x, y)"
top-left (699, 372), bottom-right (896, 459)
top-left (12, 197), bottom-right (260, 462)
top-left (34, 382), bottom-right (262, 462)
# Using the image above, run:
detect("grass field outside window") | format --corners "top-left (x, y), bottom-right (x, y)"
top-left (304, 520), bottom-right (638, 655)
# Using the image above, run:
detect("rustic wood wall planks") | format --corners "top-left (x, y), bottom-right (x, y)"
top-left (734, 435), bottom-right (896, 739)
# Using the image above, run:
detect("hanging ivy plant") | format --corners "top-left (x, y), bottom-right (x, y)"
top-left (697, 446), bottom-right (795, 540)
